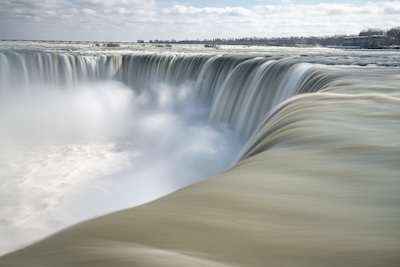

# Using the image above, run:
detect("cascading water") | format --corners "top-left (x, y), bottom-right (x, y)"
top-left (1, 43), bottom-right (400, 266)
top-left (0, 51), bottom-right (252, 255)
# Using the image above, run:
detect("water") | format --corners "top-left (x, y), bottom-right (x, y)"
top-left (0, 56), bottom-right (243, 254)
top-left (0, 41), bottom-right (399, 266)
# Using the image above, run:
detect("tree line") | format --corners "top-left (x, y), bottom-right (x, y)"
top-left (147, 26), bottom-right (400, 47)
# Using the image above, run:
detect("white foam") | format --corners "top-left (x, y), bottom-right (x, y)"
top-left (0, 81), bottom-right (243, 255)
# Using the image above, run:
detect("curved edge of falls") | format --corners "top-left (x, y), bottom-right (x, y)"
top-left (1, 51), bottom-right (400, 266)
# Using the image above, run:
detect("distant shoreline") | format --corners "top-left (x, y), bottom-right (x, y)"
top-left (2, 39), bottom-right (400, 51)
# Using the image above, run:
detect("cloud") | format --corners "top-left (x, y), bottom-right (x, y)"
top-left (164, 5), bottom-right (255, 17)
top-left (0, 0), bottom-right (399, 41)
top-left (79, 0), bottom-right (154, 7)
top-left (382, 2), bottom-right (400, 13)
top-left (82, 8), bottom-right (96, 15)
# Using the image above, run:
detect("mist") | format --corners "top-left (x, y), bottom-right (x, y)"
top-left (0, 81), bottom-right (243, 255)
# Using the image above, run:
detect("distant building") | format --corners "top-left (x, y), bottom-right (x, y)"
top-left (343, 32), bottom-right (386, 49)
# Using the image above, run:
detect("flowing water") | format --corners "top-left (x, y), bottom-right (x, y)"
top-left (0, 41), bottom-right (399, 266)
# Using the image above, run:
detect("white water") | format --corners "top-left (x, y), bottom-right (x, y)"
top-left (1, 41), bottom-right (399, 262)
top-left (0, 80), bottom-right (243, 255)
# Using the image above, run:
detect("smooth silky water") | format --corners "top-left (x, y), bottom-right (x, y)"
top-left (0, 42), bottom-right (399, 266)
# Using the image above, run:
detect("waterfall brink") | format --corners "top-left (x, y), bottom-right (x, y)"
top-left (208, 59), bottom-right (315, 138)
top-left (0, 52), bottom-right (121, 97)
top-left (1, 52), bottom-right (319, 139)
top-left (1, 52), bottom-right (325, 139)
top-left (117, 54), bottom-right (319, 138)
top-left (1, 49), bottom-right (400, 266)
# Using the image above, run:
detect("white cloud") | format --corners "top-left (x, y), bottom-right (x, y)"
top-left (82, 8), bottom-right (96, 15)
top-left (79, 0), bottom-right (155, 8)
top-left (164, 5), bottom-right (255, 17)
top-left (0, 0), bottom-right (399, 41)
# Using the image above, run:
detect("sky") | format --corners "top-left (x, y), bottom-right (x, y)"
top-left (0, 0), bottom-right (399, 42)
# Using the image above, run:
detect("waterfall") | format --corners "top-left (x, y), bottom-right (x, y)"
top-left (0, 52), bottom-right (121, 97)
top-left (0, 51), bottom-right (334, 142)
top-left (1, 47), bottom-right (400, 266)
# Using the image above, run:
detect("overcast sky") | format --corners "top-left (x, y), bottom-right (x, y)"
top-left (0, 0), bottom-right (399, 41)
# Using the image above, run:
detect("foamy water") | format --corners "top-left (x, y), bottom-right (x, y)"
top-left (0, 80), bottom-right (242, 255)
